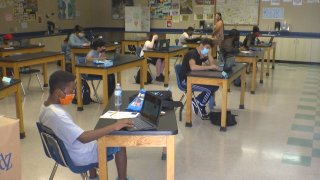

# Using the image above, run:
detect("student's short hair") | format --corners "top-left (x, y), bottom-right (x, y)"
top-left (49, 70), bottom-right (75, 94)
top-left (91, 39), bottom-right (106, 50)
top-left (200, 38), bottom-right (213, 47)
top-left (252, 26), bottom-right (260, 33)
top-left (73, 25), bottom-right (84, 33)
top-left (186, 26), bottom-right (194, 32)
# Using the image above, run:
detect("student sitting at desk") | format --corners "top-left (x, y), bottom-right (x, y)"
top-left (68, 25), bottom-right (90, 47)
top-left (178, 26), bottom-right (194, 46)
top-left (220, 29), bottom-right (240, 57)
top-left (39, 70), bottom-right (133, 180)
top-left (179, 38), bottom-right (220, 119)
top-left (140, 33), bottom-right (165, 82)
top-left (242, 25), bottom-right (260, 50)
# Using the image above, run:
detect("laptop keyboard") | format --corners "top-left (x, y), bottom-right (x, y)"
top-left (132, 118), bottom-right (153, 130)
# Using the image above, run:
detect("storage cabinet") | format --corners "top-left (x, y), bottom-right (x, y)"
top-left (310, 39), bottom-right (320, 63)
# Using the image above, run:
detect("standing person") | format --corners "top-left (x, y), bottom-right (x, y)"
top-left (178, 26), bottom-right (194, 46)
top-left (140, 33), bottom-right (165, 82)
top-left (212, 12), bottom-right (224, 47)
top-left (39, 70), bottom-right (133, 180)
top-left (178, 38), bottom-right (220, 119)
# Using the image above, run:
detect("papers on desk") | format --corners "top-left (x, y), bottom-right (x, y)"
top-left (100, 111), bottom-right (139, 119)
top-left (4, 47), bottom-right (14, 50)
top-left (240, 50), bottom-right (252, 54)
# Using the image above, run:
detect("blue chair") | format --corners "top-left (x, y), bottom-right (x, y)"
top-left (174, 64), bottom-right (201, 122)
top-left (36, 122), bottom-right (98, 180)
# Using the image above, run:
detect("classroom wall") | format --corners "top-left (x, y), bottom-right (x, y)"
top-left (100, 0), bottom-right (320, 33)
top-left (0, 0), bottom-right (101, 34)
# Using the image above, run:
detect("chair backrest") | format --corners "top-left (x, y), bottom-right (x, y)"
top-left (128, 45), bottom-right (136, 52)
top-left (175, 39), bottom-right (179, 46)
top-left (174, 64), bottom-right (186, 91)
top-left (135, 46), bottom-right (142, 57)
top-left (36, 122), bottom-right (97, 174)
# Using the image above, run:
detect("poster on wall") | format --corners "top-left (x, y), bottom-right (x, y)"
top-left (195, 0), bottom-right (215, 5)
top-left (14, 0), bottom-right (38, 22)
top-left (58, 0), bottom-right (75, 19)
top-left (112, 0), bottom-right (134, 19)
top-left (125, 6), bottom-right (150, 32)
top-left (180, 0), bottom-right (193, 14)
top-left (149, 0), bottom-right (172, 19)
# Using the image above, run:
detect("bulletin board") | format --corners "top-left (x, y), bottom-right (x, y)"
top-left (149, 0), bottom-right (172, 19)
top-left (216, 0), bottom-right (260, 25)
top-left (125, 6), bottom-right (150, 32)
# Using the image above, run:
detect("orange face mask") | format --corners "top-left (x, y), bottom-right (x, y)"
top-left (59, 94), bottom-right (75, 105)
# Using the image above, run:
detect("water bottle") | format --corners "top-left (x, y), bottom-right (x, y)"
top-left (114, 83), bottom-right (122, 109)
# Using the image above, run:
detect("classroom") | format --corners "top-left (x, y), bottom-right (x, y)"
top-left (0, 0), bottom-right (320, 180)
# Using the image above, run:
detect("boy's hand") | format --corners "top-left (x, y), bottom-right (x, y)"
top-left (113, 119), bottom-right (134, 130)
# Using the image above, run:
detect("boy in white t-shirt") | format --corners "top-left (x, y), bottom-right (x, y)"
top-left (39, 70), bottom-right (133, 180)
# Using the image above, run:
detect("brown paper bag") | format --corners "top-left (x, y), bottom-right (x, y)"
top-left (0, 116), bottom-right (21, 180)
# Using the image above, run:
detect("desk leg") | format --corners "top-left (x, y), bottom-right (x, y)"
top-left (61, 58), bottom-right (66, 71)
top-left (103, 72), bottom-right (109, 107)
top-left (121, 42), bottom-right (125, 55)
top-left (15, 84), bottom-right (25, 139)
top-left (13, 65), bottom-right (20, 80)
top-left (2, 66), bottom-right (6, 77)
top-left (71, 50), bottom-right (76, 75)
top-left (251, 60), bottom-right (256, 94)
top-left (98, 138), bottom-right (108, 180)
top-left (164, 55), bottom-right (169, 87)
top-left (239, 70), bottom-right (245, 109)
top-left (166, 136), bottom-right (175, 180)
top-left (117, 72), bottom-right (121, 85)
top-left (272, 46), bottom-right (276, 69)
top-left (76, 69), bottom-right (83, 111)
top-left (260, 56), bottom-right (264, 84)
top-left (140, 61), bottom-right (145, 89)
top-left (266, 48), bottom-right (271, 76)
top-left (220, 80), bottom-right (228, 131)
top-left (185, 78), bottom-right (192, 127)
top-left (43, 63), bottom-right (48, 87)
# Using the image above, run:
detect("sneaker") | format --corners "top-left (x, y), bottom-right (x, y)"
top-left (89, 177), bottom-right (99, 180)
top-left (116, 177), bottom-right (131, 180)
top-left (198, 105), bottom-right (209, 120)
top-left (159, 73), bottom-right (164, 78)
top-left (192, 98), bottom-right (199, 115)
top-left (155, 75), bottom-right (164, 82)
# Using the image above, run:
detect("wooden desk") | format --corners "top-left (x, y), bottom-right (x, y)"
top-left (76, 55), bottom-right (146, 111)
top-left (185, 63), bottom-right (246, 131)
top-left (0, 52), bottom-right (65, 87)
top-left (143, 47), bottom-right (188, 87)
top-left (121, 38), bottom-right (147, 55)
top-left (0, 45), bottom-right (44, 57)
top-left (95, 91), bottom-right (178, 180)
top-left (70, 43), bottom-right (120, 74)
top-left (0, 79), bottom-right (25, 138)
top-left (253, 42), bottom-right (277, 76)
top-left (235, 51), bottom-right (264, 94)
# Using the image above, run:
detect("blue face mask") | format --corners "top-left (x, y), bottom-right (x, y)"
top-left (200, 48), bottom-right (209, 55)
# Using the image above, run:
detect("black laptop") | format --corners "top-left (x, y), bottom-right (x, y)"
top-left (154, 39), bottom-right (170, 51)
top-left (127, 92), bottom-right (162, 131)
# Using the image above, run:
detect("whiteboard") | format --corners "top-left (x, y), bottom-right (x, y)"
top-left (125, 7), bottom-right (150, 32)
top-left (216, 0), bottom-right (260, 25)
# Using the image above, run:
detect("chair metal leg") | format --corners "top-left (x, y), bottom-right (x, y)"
top-left (20, 82), bottom-right (26, 96)
top-left (80, 172), bottom-right (88, 180)
top-left (49, 163), bottom-right (58, 180)
top-left (36, 73), bottom-right (44, 91)
top-left (90, 80), bottom-right (101, 102)
top-left (27, 75), bottom-right (32, 90)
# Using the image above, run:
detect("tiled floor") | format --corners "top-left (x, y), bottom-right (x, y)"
top-left (1, 61), bottom-right (320, 180)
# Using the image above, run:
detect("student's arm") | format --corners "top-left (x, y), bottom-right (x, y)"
top-left (189, 58), bottom-right (219, 71)
top-left (77, 119), bottom-right (133, 143)
top-left (213, 21), bottom-right (223, 36)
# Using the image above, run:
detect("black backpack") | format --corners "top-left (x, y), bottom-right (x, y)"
top-left (72, 79), bottom-right (92, 105)
top-left (135, 69), bottom-right (153, 84)
top-left (209, 111), bottom-right (237, 126)
top-left (107, 74), bottom-right (116, 97)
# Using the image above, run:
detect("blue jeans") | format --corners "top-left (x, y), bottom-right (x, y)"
top-left (182, 80), bottom-right (218, 106)
top-left (106, 147), bottom-right (121, 161)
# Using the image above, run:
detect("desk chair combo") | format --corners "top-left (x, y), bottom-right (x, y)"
top-left (36, 122), bottom-right (98, 180)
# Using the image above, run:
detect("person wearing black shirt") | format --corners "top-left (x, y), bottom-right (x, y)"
top-left (242, 26), bottom-right (260, 50)
top-left (178, 38), bottom-right (220, 119)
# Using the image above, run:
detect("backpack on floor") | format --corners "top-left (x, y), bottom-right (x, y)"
top-left (72, 79), bottom-right (92, 105)
top-left (134, 69), bottom-right (153, 84)
top-left (107, 74), bottom-right (116, 97)
top-left (209, 111), bottom-right (237, 126)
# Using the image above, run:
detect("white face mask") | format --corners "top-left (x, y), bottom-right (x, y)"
top-left (78, 32), bottom-right (85, 38)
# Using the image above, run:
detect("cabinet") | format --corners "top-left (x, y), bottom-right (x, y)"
top-left (29, 35), bottom-right (66, 52)
top-left (275, 38), bottom-right (312, 62)
top-left (310, 39), bottom-right (320, 63)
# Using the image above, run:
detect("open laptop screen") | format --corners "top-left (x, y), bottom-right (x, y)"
top-left (140, 92), bottom-right (162, 125)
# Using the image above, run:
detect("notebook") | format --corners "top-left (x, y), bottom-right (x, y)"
top-left (126, 92), bottom-right (162, 131)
